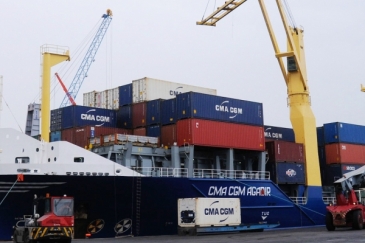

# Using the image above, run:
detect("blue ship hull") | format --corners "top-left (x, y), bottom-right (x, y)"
top-left (0, 175), bottom-right (326, 240)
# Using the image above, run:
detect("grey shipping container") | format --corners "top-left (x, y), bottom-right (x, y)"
top-left (176, 92), bottom-right (263, 126)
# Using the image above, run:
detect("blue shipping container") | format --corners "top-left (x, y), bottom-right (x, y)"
top-left (323, 122), bottom-right (365, 145)
top-left (119, 83), bottom-right (133, 107)
top-left (176, 92), bottom-right (263, 126)
top-left (50, 109), bottom-right (62, 131)
top-left (50, 131), bottom-right (61, 142)
top-left (161, 98), bottom-right (177, 125)
top-left (323, 164), bottom-right (363, 186)
top-left (264, 125), bottom-right (295, 142)
top-left (50, 106), bottom-right (117, 130)
top-left (63, 106), bottom-right (116, 129)
top-left (267, 162), bottom-right (305, 184)
top-left (147, 99), bottom-right (163, 125)
top-left (147, 125), bottom-right (161, 138)
top-left (116, 105), bottom-right (133, 129)
top-left (316, 126), bottom-right (325, 147)
top-left (318, 146), bottom-right (326, 168)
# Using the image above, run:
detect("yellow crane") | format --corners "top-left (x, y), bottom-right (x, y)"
top-left (197, 0), bottom-right (321, 194)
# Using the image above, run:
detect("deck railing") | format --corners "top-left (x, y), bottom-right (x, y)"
top-left (289, 197), bottom-right (337, 205)
top-left (289, 197), bottom-right (307, 205)
top-left (131, 167), bottom-right (188, 178)
top-left (323, 197), bottom-right (336, 205)
top-left (192, 169), bottom-right (270, 180)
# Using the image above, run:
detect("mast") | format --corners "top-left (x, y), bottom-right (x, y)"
top-left (40, 45), bottom-right (70, 142)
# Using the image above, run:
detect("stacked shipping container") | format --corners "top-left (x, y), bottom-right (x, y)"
top-left (265, 140), bottom-right (305, 184)
top-left (319, 122), bottom-right (365, 186)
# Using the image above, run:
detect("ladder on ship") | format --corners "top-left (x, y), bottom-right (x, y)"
top-left (135, 177), bottom-right (142, 236)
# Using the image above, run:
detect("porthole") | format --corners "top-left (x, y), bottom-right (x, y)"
top-left (36, 148), bottom-right (39, 152)
top-left (54, 157), bottom-right (57, 162)
top-left (51, 146), bottom-right (54, 150)
top-left (48, 158), bottom-right (50, 162)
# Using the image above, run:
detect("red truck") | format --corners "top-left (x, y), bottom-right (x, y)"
top-left (13, 194), bottom-right (74, 243)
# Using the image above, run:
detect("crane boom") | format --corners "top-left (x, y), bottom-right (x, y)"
top-left (197, 1), bottom-right (321, 188)
top-left (60, 9), bottom-right (113, 108)
top-left (55, 73), bottom-right (76, 106)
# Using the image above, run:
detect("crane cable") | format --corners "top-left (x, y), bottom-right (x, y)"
top-left (2, 96), bottom-right (23, 132)
top-left (30, 18), bottom-right (103, 106)
top-left (51, 18), bottom-right (104, 105)
top-left (282, 0), bottom-right (297, 30)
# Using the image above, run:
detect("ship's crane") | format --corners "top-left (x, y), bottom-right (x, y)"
top-left (55, 73), bottom-right (76, 106)
top-left (196, 0), bottom-right (321, 193)
top-left (326, 165), bottom-right (365, 230)
top-left (59, 9), bottom-right (113, 108)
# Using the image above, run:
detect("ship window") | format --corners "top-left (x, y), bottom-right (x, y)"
top-left (15, 157), bottom-right (30, 164)
top-left (36, 148), bottom-right (39, 152)
top-left (17, 169), bottom-right (31, 173)
top-left (74, 157), bottom-right (84, 163)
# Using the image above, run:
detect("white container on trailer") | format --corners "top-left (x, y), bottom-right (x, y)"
top-left (178, 198), bottom-right (241, 228)
top-left (132, 77), bottom-right (217, 103)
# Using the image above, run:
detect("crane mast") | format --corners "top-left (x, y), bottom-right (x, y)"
top-left (59, 9), bottom-right (113, 108)
top-left (197, 0), bottom-right (321, 188)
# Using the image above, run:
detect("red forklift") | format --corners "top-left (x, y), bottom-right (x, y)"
top-left (326, 165), bottom-right (365, 230)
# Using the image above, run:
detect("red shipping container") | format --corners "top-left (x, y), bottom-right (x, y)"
top-left (61, 126), bottom-right (131, 148)
top-left (176, 118), bottom-right (264, 151)
top-left (133, 127), bottom-right (146, 136)
top-left (132, 102), bottom-right (147, 128)
top-left (161, 124), bottom-right (177, 148)
top-left (265, 140), bottom-right (304, 163)
top-left (325, 143), bottom-right (365, 164)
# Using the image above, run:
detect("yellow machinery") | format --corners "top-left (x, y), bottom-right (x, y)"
top-left (40, 45), bottom-right (70, 142)
top-left (197, 0), bottom-right (321, 188)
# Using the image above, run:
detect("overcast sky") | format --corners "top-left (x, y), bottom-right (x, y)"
top-left (1, 1), bottom-right (365, 131)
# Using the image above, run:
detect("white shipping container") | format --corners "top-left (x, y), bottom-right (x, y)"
top-left (178, 198), bottom-right (241, 227)
top-left (100, 90), bottom-right (108, 109)
top-left (111, 87), bottom-right (119, 110)
top-left (83, 91), bottom-right (98, 107)
top-left (132, 77), bottom-right (217, 103)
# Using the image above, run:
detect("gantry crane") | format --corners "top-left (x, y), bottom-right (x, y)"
top-left (197, 0), bottom-right (322, 196)
top-left (59, 9), bottom-right (113, 108)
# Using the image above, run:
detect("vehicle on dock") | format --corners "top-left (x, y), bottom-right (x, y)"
top-left (326, 166), bottom-right (365, 231)
top-left (12, 194), bottom-right (74, 243)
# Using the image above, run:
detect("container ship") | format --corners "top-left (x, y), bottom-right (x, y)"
top-left (3, 75), bottom-right (353, 240)
top-left (1, 2), bottom-right (364, 240)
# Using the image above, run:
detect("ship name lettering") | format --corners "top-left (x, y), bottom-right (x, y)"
top-left (208, 186), bottom-right (227, 196)
top-left (228, 186), bottom-right (246, 196)
top-left (247, 186), bottom-right (271, 196)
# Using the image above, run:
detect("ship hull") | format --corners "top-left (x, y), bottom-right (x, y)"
top-left (0, 175), bottom-right (326, 240)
